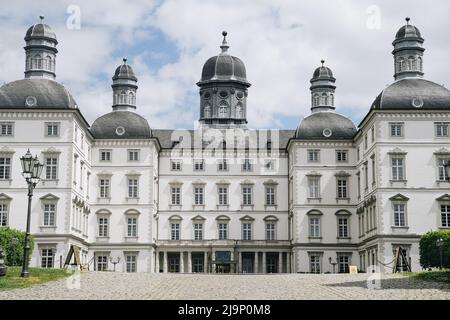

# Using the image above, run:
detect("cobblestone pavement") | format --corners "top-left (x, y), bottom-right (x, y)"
top-left (1, 272), bottom-right (449, 300)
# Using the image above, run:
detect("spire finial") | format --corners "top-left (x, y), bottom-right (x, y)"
top-left (123, 57), bottom-right (127, 64)
top-left (321, 59), bottom-right (325, 67)
top-left (220, 30), bottom-right (229, 53)
top-left (405, 17), bottom-right (410, 25)
top-left (39, 15), bottom-right (44, 22)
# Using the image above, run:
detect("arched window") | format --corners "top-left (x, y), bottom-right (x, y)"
top-left (235, 103), bottom-right (243, 118)
top-left (129, 92), bottom-right (135, 105)
top-left (204, 104), bottom-right (211, 118)
top-left (26, 55), bottom-right (31, 71)
top-left (32, 54), bottom-right (42, 69)
top-left (408, 56), bottom-right (415, 71)
top-left (397, 57), bottom-right (405, 72)
top-left (322, 93), bottom-right (328, 106)
top-left (119, 91), bottom-right (127, 104)
top-left (330, 93), bottom-right (334, 106)
top-left (218, 102), bottom-right (228, 118)
top-left (418, 57), bottom-right (423, 71)
top-left (313, 94), bottom-right (319, 107)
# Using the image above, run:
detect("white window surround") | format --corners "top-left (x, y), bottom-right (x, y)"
top-left (390, 194), bottom-right (409, 228)
top-left (127, 149), bottom-right (140, 161)
top-left (39, 194), bottom-right (59, 230)
top-left (0, 122), bottom-right (14, 136)
top-left (99, 149), bottom-right (112, 162)
top-left (45, 122), bottom-right (60, 137)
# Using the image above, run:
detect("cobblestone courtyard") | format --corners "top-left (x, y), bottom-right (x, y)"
top-left (1, 272), bottom-right (449, 300)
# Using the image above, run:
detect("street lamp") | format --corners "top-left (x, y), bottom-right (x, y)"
top-left (328, 257), bottom-right (338, 274)
top-left (436, 238), bottom-right (444, 270)
top-left (20, 149), bottom-right (44, 278)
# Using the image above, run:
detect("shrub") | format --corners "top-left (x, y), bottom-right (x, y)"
top-left (419, 230), bottom-right (450, 269)
top-left (0, 228), bottom-right (34, 266)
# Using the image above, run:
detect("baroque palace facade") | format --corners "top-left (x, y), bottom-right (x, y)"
top-left (0, 18), bottom-right (449, 274)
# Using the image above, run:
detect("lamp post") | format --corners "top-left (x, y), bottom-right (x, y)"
top-left (328, 257), bottom-right (338, 274)
top-left (436, 238), bottom-right (444, 270)
top-left (20, 149), bottom-right (44, 278)
top-left (110, 256), bottom-right (120, 272)
top-left (0, 247), bottom-right (7, 277)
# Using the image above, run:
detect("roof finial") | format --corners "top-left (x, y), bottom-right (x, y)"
top-left (321, 59), bottom-right (325, 67)
top-left (405, 17), bottom-right (410, 25)
top-left (220, 30), bottom-right (229, 53)
top-left (123, 57), bottom-right (127, 64)
top-left (39, 15), bottom-right (44, 22)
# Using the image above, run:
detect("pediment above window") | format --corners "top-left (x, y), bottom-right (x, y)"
top-left (389, 193), bottom-right (409, 201)
top-left (306, 209), bottom-right (323, 216)
top-left (388, 147), bottom-right (407, 155)
top-left (40, 193), bottom-right (59, 201)
top-left (42, 147), bottom-right (61, 154)
top-left (191, 215), bottom-right (206, 221)
top-left (240, 179), bottom-right (254, 185)
top-left (436, 194), bottom-right (450, 202)
top-left (0, 146), bottom-right (15, 154)
top-left (434, 147), bottom-right (450, 155)
top-left (306, 171), bottom-right (322, 177)
top-left (239, 215), bottom-right (255, 221)
top-left (192, 179), bottom-right (206, 185)
top-left (216, 215), bottom-right (230, 221)
top-left (97, 170), bottom-right (113, 177)
top-left (95, 209), bottom-right (112, 216)
top-left (335, 210), bottom-right (352, 216)
top-left (169, 180), bottom-right (183, 185)
top-left (263, 215), bottom-right (279, 221)
top-left (216, 179), bottom-right (230, 185)
top-left (126, 170), bottom-right (141, 176)
top-left (168, 214), bottom-right (183, 221)
top-left (263, 179), bottom-right (278, 185)
top-left (334, 171), bottom-right (351, 177)
top-left (0, 193), bottom-right (12, 201)
top-left (124, 209), bottom-right (140, 215)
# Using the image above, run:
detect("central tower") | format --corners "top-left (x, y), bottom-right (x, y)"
top-left (197, 31), bottom-right (251, 128)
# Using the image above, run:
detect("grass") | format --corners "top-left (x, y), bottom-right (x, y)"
top-left (404, 269), bottom-right (450, 284)
top-left (0, 267), bottom-right (73, 290)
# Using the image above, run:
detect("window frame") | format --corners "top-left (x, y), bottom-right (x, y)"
top-left (307, 149), bottom-right (320, 162)
top-left (99, 149), bottom-right (112, 162)
top-left (389, 122), bottom-right (404, 138)
top-left (0, 156), bottom-right (11, 180)
top-left (0, 122), bottom-right (14, 136)
top-left (45, 122), bottom-right (60, 137)
top-left (127, 149), bottom-right (140, 162)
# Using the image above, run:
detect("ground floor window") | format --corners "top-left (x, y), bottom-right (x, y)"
top-left (126, 255), bottom-right (137, 273)
top-left (309, 254), bottom-right (321, 274)
top-left (169, 256), bottom-right (180, 273)
top-left (338, 255), bottom-right (350, 273)
top-left (267, 255), bottom-right (277, 273)
top-left (41, 248), bottom-right (54, 268)
top-left (192, 254), bottom-right (204, 273)
top-left (97, 255), bottom-right (108, 271)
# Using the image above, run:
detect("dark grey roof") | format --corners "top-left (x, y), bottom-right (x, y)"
top-left (295, 111), bottom-right (357, 140)
top-left (395, 24), bottom-right (422, 42)
top-left (113, 64), bottom-right (137, 81)
top-left (312, 66), bottom-right (334, 81)
top-left (200, 54), bottom-right (248, 84)
top-left (90, 111), bottom-right (151, 139)
top-left (371, 79), bottom-right (450, 110)
top-left (152, 129), bottom-right (295, 150)
top-left (0, 79), bottom-right (77, 109)
top-left (25, 23), bottom-right (57, 43)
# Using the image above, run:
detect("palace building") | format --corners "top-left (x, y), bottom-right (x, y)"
top-left (0, 18), bottom-right (449, 273)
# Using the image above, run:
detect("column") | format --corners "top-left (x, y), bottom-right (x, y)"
top-left (180, 252), bottom-right (184, 273)
top-left (238, 251), bottom-right (242, 274)
top-left (278, 252), bottom-right (283, 273)
top-left (155, 250), bottom-right (160, 273)
top-left (163, 251), bottom-right (168, 273)
top-left (254, 252), bottom-right (259, 273)
top-left (204, 251), bottom-right (208, 273)
top-left (286, 252), bottom-right (291, 273)
top-left (187, 252), bottom-right (192, 273)
top-left (230, 251), bottom-right (235, 273)
top-left (212, 251), bottom-right (216, 274)
top-left (262, 252), bottom-right (266, 274)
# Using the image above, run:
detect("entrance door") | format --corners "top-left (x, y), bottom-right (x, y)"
top-left (168, 255), bottom-right (180, 273)
top-left (267, 255), bottom-right (278, 273)
top-left (242, 254), bottom-right (253, 273)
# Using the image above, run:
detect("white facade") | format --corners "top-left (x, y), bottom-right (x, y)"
top-left (0, 19), bottom-right (449, 274)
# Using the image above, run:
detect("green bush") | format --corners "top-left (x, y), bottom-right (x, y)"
top-left (0, 228), bottom-right (34, 266)
top-left (419, 230), bottom-right (450, 269)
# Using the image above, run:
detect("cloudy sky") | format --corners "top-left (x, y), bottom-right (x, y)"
top-left (0, 0), bottom-right (449, 129)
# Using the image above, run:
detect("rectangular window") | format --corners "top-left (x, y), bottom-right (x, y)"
top-left (338, 255), bottom-right (350, 273)
top-left (43, 203), bottom-right (56, 226)
top-left (371, 156), bottom-right (376, 185)
top-left (371, 126), bottom-right (375, 142)
top-left (338, 218), bottom-right (349, 238)
top-left (128, 149), bottom-right (140, 161)
top-left (128, 178), bottom-right (139, 198)
top-left (217, 159), bottom-right (228, 171)
top-left (41, 248), bottom-right (54, 268)
top-left (242, 185), bottom-right (253, 205)
top-left (265, 186), bottom-right (276, 206)
top-left (127, 217), bottom-right (137, 237)
top-left (0, 203), bottom-right (8, 227)
top-left (242, 158), bottom-right (252, 172)
top-left (242, 223), bottom-right (252, 240)
top-left (218, 186), bottom-right (228, 205)
top-left (357, 172), bottom-right (361, 198)
top-left (390, 122), bottom-right (404, 137)
top-left (99, 178), bottom-right (110, 198)
top-left (441, 205), bottom-right (450, 228)
top-left (0, 123), bottom-right (13, 136)
top-left (364, 134), bottom-right (368, 150)
top-left (357, 147), bottom-right (360, 161)
top-left (309, 217), bottom-right (320, 238)
top-left (393, 203), bottom-right (406, 227)
top-left (218, 223), bottom-right (228, 240)
top-left (45, 157), bottom-right (58, 180)
top-left (126, 255), bottom-right (137, 273)
top-left (308, 149), bottom-right (320, 162)
top-left (308, 177), bottom-right (320, 198)
top-left (45, 123), bottom-right (59, 137)
top-left (100, 150), bottom-right (111, 161)
top-left (438, 158), bottom-right (450, 181)
top-left (171, 186), bottom-right (181, 205)
top-left (0, 157), bottom-right (11, 180)
top-left (310, 255), bottom-right (321, 274)
top-left (336, 150), bottom-right (348, 162)
top-left (171, 160), bottom-right (182, 171)
top-left (266, 223), bottom-right (276, 240)
top-left (337, 178), bottom-right (348, 199)
top-left (391, 157), bottom-right (405, 180)
top-left (194, 159), bottom-right (204, 171)
top-left (96, 255), bottom-right (108, 271)
top-left (194, 223), bottom-right (203, 240)
top-left (194, 186), bottom-right (204, 205)
top-left (171, 223), bottom-right (180, 240)
top-left (435, 122), bottom-right (449, 137)
top-left (98, 217), bottom-right (109, 237)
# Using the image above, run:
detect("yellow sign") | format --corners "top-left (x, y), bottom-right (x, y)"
top-left (349, 265), bottom-right (358, 274)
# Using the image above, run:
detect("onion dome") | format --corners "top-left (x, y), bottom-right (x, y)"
top-left (0, 79), bottom-right (77, 109)
top-left (25, 17), bottom-right (58, 44)
top-left (394, 17), bottom-right (423, 44)
top-left (295, 112), bottom-right (357, 140)
top-left (113, 58), bottom-right (137, 82)
top-left (90, 111), bottom-right (151, 139)
top-left (311, 60), bottom-right (335, 82)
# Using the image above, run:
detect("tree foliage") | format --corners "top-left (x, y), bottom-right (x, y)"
top-left (0, 228), bottom-right (34, 266)
top-left (419, 230), bottom-right (450, 268)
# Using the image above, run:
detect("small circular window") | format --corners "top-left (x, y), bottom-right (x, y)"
top-left (25, 96), bottom-right (37, 107)
top-left (323, 128), bottom-right (332, 137)
top-left (115, 126), bottom-right (125, 136)
top-left (204, 92), bottom-right (211, 99)
top-left (411, 97), bottom-right (424, 108)
top-left (236, 92), bottom-right (244, 99)
top-left (219, 91), bottom-right (228, 98)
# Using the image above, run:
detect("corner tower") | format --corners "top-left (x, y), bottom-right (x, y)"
top-left (197, 31), bottom-right (251, 128)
